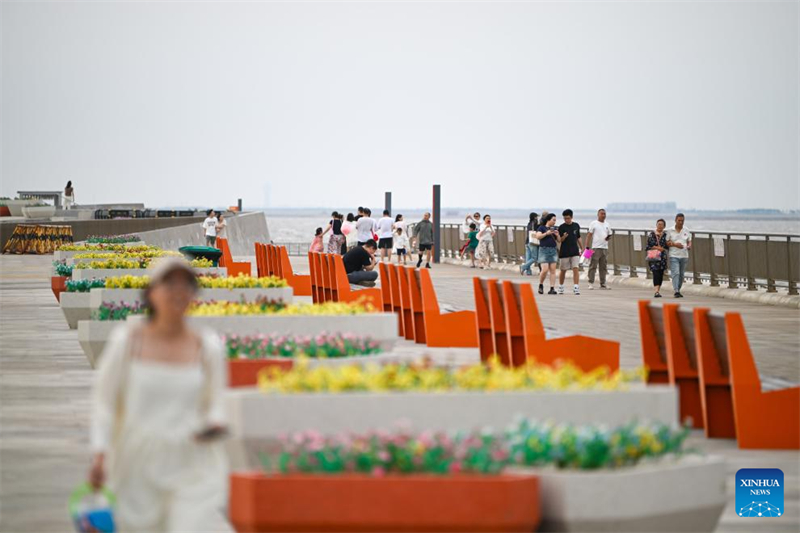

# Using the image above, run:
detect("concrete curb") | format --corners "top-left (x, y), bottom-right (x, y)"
top-left (439, 257), bottom-right (800, 309)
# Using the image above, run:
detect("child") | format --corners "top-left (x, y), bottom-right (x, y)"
top-left (309, 227), bottom-right (324, 253)
top-left (466, 223), bottom-right (479, 268)
top-left (394, 228), bottom-right (409, 265)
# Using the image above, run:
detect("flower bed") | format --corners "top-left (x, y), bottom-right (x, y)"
top-left (65, 279), bottom-right (106, 293)
top-left (89, 287), bottom-right (294, 314)
top-left (187, 299), bottom-right (371, 317)
top-left (71, 266), bottom-right (226, 280)
top-left (53, 262), bottom-right (73, 278)
top-left (68, 250), bottom-right (182, 265)
top-left (54, 244), bottom-right (160, 261)
top-left (87, 234), bottom-right (141, 244)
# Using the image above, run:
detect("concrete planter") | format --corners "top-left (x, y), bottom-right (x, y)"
top-left (89, 287), bottom-right (294, 310)
top-left (71, 267), bottom-right (226, 280)
top-left (229, 472), bottom-right (541, 533)
top-left (224, 386), bottom-right (678, 468)
top-left (6, 199), bottom-right (37, 217)
top-left (51, 276), bottom-right (67, 302)
top-left (21, 205), bottom-right (56, 219)
top-left (511, 455), bottom-right (726, 532)
top-left (60, 292), bottom-right (92, 329)
top-left (77, 320), bottom-right (120, 367)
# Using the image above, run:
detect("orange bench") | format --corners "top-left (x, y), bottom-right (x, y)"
top-left (270, 246), bottom-right (310, 297)
top-left (637, 300), bottom-right (670, 384)
top-left (413, 268), bottom-right (478, 348)
top-left (217, 237), bottom-right (251, 277)
top-left (330, 254), bottom-right (382, 310)
top-left (697, 310), bottom-right (799, 449)
top-left (403, 267), bottom-right (426, 344)
top-left (663, 305), bottom-right (704, 429)
top-left (254, 243), bottom-right (266, 277)
top-left (396, 266), bottom-right (417, 341)
top-left (387, 263), bottom-right (410, 339)
top-left (501, 280), bottom-right (619, 371)
top-left (694, 308), bottom-right (736, 439)
top-left (472, 278), bottom-right (511, 366)
top-left (377, 262), bottom-right (394, 313)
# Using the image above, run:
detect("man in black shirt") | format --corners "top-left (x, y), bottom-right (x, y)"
top-left (342, 239), bottom-right (378, 286)
top-left (558, 209), bottom-right (583, 295)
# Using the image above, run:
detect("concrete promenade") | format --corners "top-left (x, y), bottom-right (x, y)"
top-left (0, 254), bottom-right (797, 532)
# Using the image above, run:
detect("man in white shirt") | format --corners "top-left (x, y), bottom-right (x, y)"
top-left (584, 208), bottom-right (612, 290)
top-left (202, 209), bottom-right (218, 247)
top-left (355, 208), bottom-right (377, 246)
top-left (375, 209), bottom-right (395, 262)
top-left (665, 213), bottom-right (692, 298)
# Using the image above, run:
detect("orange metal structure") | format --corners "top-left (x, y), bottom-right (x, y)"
top-left (217, 237), bottom-right (251, 277)
top-left (637, 300), bottom-right (670, 384)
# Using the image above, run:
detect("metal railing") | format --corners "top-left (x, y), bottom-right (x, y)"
top-left (275, 225), bottom-right (800, 295)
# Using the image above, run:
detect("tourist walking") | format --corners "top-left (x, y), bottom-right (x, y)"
top-left (89, 259), bottom-right (228, 532)
top-left (343, 239), bottom-right (379, 286)
top-left (343, 213), bottom-right (357, 252)
top-left (64, 181), bottom-right (75, 209)
top-left (477, 214), bottom-right (496, 269)
top-left (585, 208), bottom-right (611, 289)
top-left (322, 211), bottom-right (346, 255)
top-left (465, 223), bottom-right (479, 268)
top-left (393, 214), bottom-right (406, 234)
top-left (394, 228), bottom-right (409, 265)
top-left (459, 212), bottom-right (481, 258)
top-left (646, 219), bottom-right (669, 298)
top-left (536, 213), bottom-right (561, 294)
top-left (666, 213), bottom-right (692, 298)
top-left (520, 212), bottom-right (540, 276)
top-left (411, 212), bottom-right (434, 269)
top-left (557, 209), bottom-right (583, 295)
top-left (202, 210), bottom-right (218, 247)
top-left (355, 208), bottom-right (376, 246)
top-left (376, 210), bottom-right (395, 262)
top-left (309, 227), bottom-right (324, 253)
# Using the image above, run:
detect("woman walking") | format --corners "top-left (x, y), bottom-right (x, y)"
top-left (646, 219), bottom-right (669, 298)
top-left (64, 181), bottom-right (75, 209)
top-left (520, 212), bottom-right (539, 276)
top-left (89, 259), bottom-right (228, 532)
top-left (476, 214), bottom-right (496, 269)
top-left (536, 213), bottom-right (561, 294)
top-left (323, 211), bottom-right (346, 255)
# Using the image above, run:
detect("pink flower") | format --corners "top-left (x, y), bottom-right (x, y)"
top-left (371, 466), bottom-right (386, 477)
top-left (449, 462), bottom-right (462, 474)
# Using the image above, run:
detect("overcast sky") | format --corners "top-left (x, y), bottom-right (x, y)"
top-left (2, 1), bottom-right (798, 211)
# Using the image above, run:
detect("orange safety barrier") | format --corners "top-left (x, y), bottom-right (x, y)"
top-left (330, 254), bottom-right (383, 310)
top-left (637, 300), bottom-right (670, 384)
top-left (377, 262), bottom-right (394, 313)
top-left (217, 238), bottom-right (251, 277)
top-left (472, 278), bottom-right (497, 363)
top-left (387, 263), bottom-right (408, 339)
top-left (396, 266), bottom-right (416, 341)
top-left (415, 268), bottom-right (478, 348)
top-left (663, 305), bottom-right (704, 429)
top-left (694, 308), bottom-right (737, 439)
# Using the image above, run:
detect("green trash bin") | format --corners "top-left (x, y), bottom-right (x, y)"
top-left (179, 246), bottom-right (223, 267)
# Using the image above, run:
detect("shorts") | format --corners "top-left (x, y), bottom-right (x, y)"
top-left (559, 255), bottom-right (580, 270)
top-left (538, 246), bottom-right (558, 264)
top-left (205, 235), bottom-right (216, 246)
top-left (396, 248), bottom-right (407, 255)
top-left (419, 243), bottom-right (433, 251)
top-left (378, 237), bottom-right (394, 249)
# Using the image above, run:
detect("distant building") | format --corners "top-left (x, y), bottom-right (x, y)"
top-left (606, 202), bottom-right (677, 213)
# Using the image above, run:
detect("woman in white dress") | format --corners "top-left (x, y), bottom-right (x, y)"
top-left (89, 259), bottom-right (228, 532)
top-left (64, 180), bottom-right (75, 209)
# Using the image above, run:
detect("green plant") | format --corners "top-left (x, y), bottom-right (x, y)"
top-left (224, 333), bottom-right (383, 360)
top-left (54, 262), bottom-right (73, 277)
top-left (66, 278), bottom-right (107, 292)
top-left (93, 301), bottom-right (147, 321)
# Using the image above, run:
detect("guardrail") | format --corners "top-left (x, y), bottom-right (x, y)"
top-left (276, 226), bottom-right (800, 295)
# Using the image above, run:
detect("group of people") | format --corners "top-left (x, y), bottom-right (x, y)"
top-left (309, 208), bottom-right (438, 286)
top-left (516, 208), bottom-right (692, 298)
top-left (202, 209), bottom-right (226, 247)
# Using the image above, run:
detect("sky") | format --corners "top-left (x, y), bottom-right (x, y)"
top-left (2, 0), bottom-right (798, 211)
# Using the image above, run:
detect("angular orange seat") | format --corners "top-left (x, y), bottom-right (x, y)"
top-left (308, 252), bottom-right (321, 303)
top-left (254, 243), bottom-right (266, 277)
top-left (330, 254), bottom-right (382, 311)
top-left (694, 308), bottom-right (737, 439)
top-left (270, 246), bottom-right (310, 297)
top-left (217, 237), bottom-right (251, 277)
top-left (663, 305), bottom-right (704, 428)
top-left (472, 278), bottom-right (498, 364)
top-left (267, 245), bottom-right (279, 277)
top-left (701, 311), bottom-right (799, 449)
top-left (412, 269), bottom-right (478, 348)
top-left (502, 281), bottom-right (619, 371)
top-left (404, 267), bottom-right (427, 344)
top-left (377, 262), bottom-right (394, 313)
top-left (637, 300), bottom-right (670, 384)
top-left (397, 267), bottom-right (416, 341)
top-left (319, 254), bottom-right (334, 303)
top-left (388, 264), bottom-right (409, 339)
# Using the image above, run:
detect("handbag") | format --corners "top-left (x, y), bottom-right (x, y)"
top-left (528, 231), bottom-right (540, 245)
top-left (646, 249), bottom-right (662, 262)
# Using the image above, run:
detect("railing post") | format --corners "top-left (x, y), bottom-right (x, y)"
top-left (708, 234), bottom-right (718, 287)
top-left (384, 192), bottom-right (392, 215)
top-left (432, 184), bottom-right (441, 264)
top-left (691, 231), bottom-right (701, 285)
top-left (765, 236), bottom-right (776, 292)
top-left (787, 236), bottom-right (797, 296)
top-left (744, 235), bottom-right (755, 290)
top-left (726, 234), bottom-right (734, 289)
top-left (628, 231), bottom-right (638, 278)
top-left (611, 230), bottom-right (621, 276)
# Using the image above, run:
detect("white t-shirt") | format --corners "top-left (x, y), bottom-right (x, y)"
top-left (587, 220), bottom-right (611, 249)
top-left (355, 217), bottom-right (376, 243)
top-left (478, 223), bottom-right (496, 242)
top-left (394, 234), bottom-right (409, 250)
top-left (666, 226), bottom-right (692, 258)
top-left (203, 217), bottom-right (218, 237)
top-left (394, 220), bottom-right (406, 234)
top-left (376, 217), bottom-right (394, 239)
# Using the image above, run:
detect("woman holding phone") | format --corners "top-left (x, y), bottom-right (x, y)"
top-left (89, 258), bottom-right (228, 532)
top-left (536, 213), bottom-right (562, 294)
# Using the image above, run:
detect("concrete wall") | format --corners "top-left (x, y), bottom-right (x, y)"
top-left (133, 211), bottom-right (270, 256)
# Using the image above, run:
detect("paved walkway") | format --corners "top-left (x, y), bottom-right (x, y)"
top-left (0, 254), bottom-right (797, 532)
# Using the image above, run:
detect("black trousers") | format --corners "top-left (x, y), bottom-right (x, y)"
top-left (652, 269), bottom-right (664, 287)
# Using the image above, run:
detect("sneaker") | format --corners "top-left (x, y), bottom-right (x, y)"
top-left (425, 263), bottom-right (431, 269)
top-left (416, 259), bottom-right (422, 268)
top-left (573, 285), bottom-right (580, 295)
top-left (654, 292), bottom-right (662, 298)
top-left (519, 265), bottom-right (525, 275)
top-left (548, 288), bottom-right (557, 295)
top-left (357, 280), bottom-right (376, 287)
top-left (676, 292), bottom-right (684, 298)
top-left (538, 284), bottom-right (544, 295)
top-left (588, 284), bottom-right (594, 290)
top-left (600, 285), bottom-right (610, 290)
top-left (557, 285), bottom-right (565, 295)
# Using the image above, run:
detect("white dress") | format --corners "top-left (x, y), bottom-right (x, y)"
top-left (91, 325), bottom-right (229, 533)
